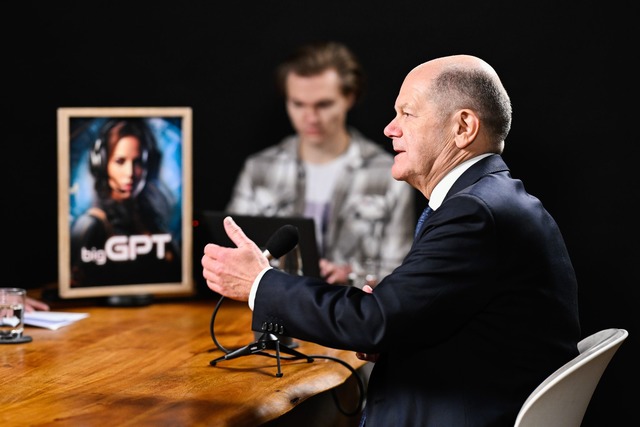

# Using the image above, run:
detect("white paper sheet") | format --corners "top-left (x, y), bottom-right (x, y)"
top-left (24, 311), bottom-right (89, 330)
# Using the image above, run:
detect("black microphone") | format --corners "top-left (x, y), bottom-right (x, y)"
top-left (262, 225), bottom-right (299, 260)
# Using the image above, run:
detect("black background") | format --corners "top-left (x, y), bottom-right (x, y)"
top-left (5, 1), bottom-right (636, 425)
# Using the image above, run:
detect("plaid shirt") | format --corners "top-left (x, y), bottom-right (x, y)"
top-left (226, 128), bottom-right (416, 282)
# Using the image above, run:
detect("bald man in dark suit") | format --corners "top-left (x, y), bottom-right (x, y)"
top-left (202, 54), bottom-right (580, 427)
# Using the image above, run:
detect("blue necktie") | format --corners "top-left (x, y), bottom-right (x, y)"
top-left (414, 205), bottom-right (433, 238)
top-left (358, 411), bottom-right (366, 427)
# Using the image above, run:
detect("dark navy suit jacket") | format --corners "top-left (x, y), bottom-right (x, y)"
top-left (252, 154), bottom-right (580, 426)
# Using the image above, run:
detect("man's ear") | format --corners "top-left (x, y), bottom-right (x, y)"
top-left (345, 93), bottom-right (356, 109)
top-left (454, 109), bottom-right (480, 149)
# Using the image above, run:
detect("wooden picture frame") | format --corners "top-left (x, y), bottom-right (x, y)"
top-left (57, 107), bottom-right (193, 299)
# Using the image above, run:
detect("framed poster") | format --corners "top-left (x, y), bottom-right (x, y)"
top-left (57, 107), bottom-right (193, 299)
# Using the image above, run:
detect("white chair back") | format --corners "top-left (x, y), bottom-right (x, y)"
top-left (514, 328), bottom-right (628, 427)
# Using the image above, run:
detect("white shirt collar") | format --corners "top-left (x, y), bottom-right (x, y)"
top-left (428, 153), bottom-right (492, 210)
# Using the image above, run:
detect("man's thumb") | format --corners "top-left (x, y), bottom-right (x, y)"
top-left (223, 216), bottom-right (250, 248)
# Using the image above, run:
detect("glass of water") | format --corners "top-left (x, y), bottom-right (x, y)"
top-left (0, 287), bottom-right (31, 343)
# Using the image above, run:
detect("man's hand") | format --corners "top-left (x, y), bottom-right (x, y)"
top-left (25, 297), bottom-right (49, 312)
top-left (201, 216), bottom-right (270, 301)
top-left (319, 258), bottom-right (352, 284)
top-left (355, 283), bottom-right (380, 362)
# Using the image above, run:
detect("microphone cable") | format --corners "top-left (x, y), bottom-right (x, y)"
top-left (209, 294), bottom-right (365, 417)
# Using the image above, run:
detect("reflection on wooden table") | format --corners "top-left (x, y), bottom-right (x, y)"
top-left (0, 296), bottom-right (365, 427)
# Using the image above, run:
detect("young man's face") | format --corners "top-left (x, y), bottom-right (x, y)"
top-left (285, 68), bottom-right (354, 147)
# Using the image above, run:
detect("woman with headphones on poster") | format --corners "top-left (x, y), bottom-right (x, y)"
top-left (70, 118), bottom-right (181, 288)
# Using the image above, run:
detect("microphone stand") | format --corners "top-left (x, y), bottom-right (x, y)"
top-left (210, 226), bottom-right (313, 377)
top-left (210, 331), bottom-right (313, 377)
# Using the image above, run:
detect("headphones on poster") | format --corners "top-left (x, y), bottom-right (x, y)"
top-left (90, 119), bottom-right (153, 197)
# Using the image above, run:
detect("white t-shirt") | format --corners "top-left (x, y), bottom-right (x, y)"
top-left (303, 145), bottom-right (354, 254)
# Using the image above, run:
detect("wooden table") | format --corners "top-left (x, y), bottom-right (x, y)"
top-left (0, 296), bottom-right (365, 426)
